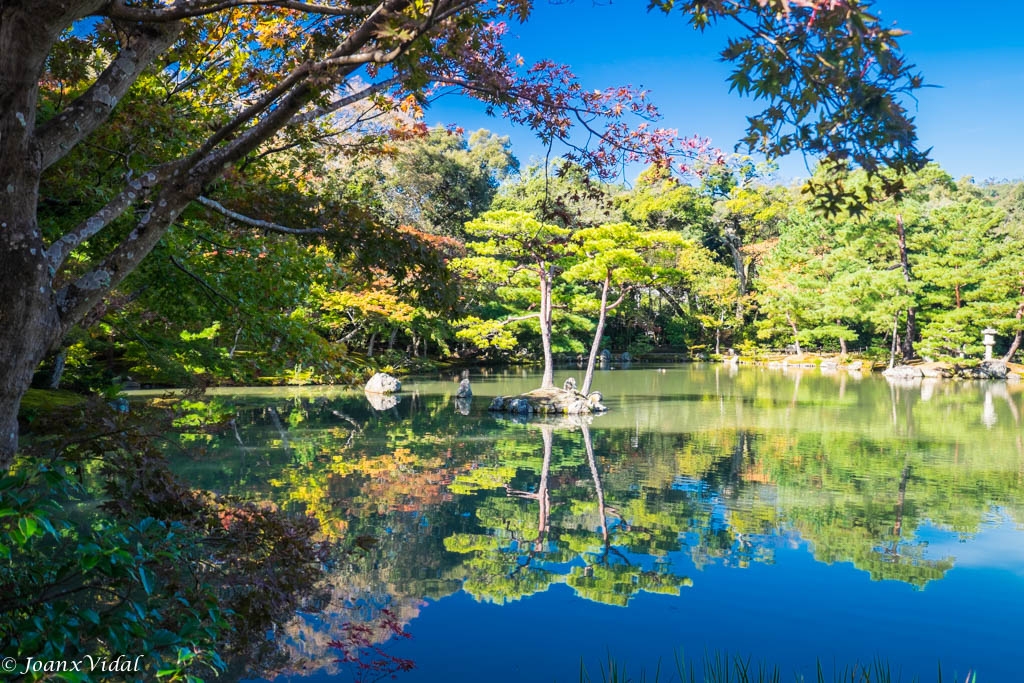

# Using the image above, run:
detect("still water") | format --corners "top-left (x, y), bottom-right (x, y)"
top-left (168, 365), bottom-right (1024, 681)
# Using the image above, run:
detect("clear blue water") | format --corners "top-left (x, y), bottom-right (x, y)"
top-left (165, 365), bottom-right (1024, 681)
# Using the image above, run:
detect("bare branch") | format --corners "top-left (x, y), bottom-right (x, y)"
top-left (196, 196), bottom-right (325, 235)
top-left (499, 312), bottom-right (541, 324)
top-left (315, 45), bottom-right (404, 69)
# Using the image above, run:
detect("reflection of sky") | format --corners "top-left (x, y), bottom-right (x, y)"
top-left (224, 367), bottom-right (1024, 682)
top-left (274, 523), bottom-right (1024, 683)
top-left (915, 516), bottom-right (1024, 576)
top-left (266, 521), bottom-right (1024, 682)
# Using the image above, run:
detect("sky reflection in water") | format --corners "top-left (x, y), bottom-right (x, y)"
top-left (166, 365), bottom-right (1024, 682)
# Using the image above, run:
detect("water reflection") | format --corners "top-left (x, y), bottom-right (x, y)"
top-left (161, 366), bottom-right (1024, 680)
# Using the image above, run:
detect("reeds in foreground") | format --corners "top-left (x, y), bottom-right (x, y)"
top-left (577, 651), bottom-right (977, 683)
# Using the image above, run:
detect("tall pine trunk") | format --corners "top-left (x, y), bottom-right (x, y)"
top-left (895, 214), bottom-right (917, 360)
top-left (582, 423), bottom-right (608, 549)
top-left (581, 274), bottom-right (611, 396)
top-left (538, 266), bottom-right (555, 390)
top-left (786, 312), bottom-right (800, 355)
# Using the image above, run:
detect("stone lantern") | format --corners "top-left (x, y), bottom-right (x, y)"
top-left (982, 327), bottom-right (997, 360)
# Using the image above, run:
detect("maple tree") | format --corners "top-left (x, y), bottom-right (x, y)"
top-left (0, 0), bottom-right (925, 465)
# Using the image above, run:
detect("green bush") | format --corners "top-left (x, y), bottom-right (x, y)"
top-left (2, 399), bottom-right (328, 681)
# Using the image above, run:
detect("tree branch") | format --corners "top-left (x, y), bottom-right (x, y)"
top-left (196, 196), bottom-right (325, 235)
top-left (103, 0), bottom-right (372, 21)
top-left (36, 22), bottom-right (182, 171)
top-left (46, 163), bottom-right (177, 272)
top-left (55, 0), bottom-right (420, 330)
top-left (186, 0), bottom-right (409, 170)
top-left (500, 312), bottom-right (540, 324)
top-left (168, 255), bottom-right (234, 308)
top-left (657, 286), bottom-right (687, 318)
top-left (290, 76), bottom-right (402, 125)
top-left (605, 287), bottom-right (630, 312)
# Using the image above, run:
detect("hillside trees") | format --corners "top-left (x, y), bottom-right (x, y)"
top-left (1, 0), bottom-right (925, 464)
top-left (710, 183), bottom-right (793, 313)
top-left (915, 200), bottom-right (1006, 359)
top-left (335, 127), bottom-right (518, 239)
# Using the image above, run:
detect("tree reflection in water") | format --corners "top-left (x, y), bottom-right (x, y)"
top-left (167, 370), bottom-right (1024, 679)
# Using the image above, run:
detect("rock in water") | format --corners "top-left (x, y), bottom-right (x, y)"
top-left (976, 360), bottom-right (1009, 379)
top-left (600, 349), bottom-right (612, 363)
top-left (456, 377), bottom-right (473, 398)
top-left (365, 372), bottom-right (401, 393)
top-left (566, 398), bottom-right (591, 414)
top-left (882, 365), bottom-right (923, 379)
top-left (562, 377), bottom-right (577, 391)
top-left (508, 398), bottom-right (533, 415)
top-left (488, 396), bottom-right (506, 411)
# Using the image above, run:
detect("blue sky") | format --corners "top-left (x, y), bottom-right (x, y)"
top-left (425, 1), bottom-right (1024, 184)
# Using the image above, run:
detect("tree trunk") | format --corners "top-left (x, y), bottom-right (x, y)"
top-left (902, 307), bottom-right (917, 361)
top-left (387, 327), bottom-right (398, 351)
top-left (538, 266), bottom-right (555, 390)
top-left (1004, 330), bottom-right (1022, 363)
top-left (786, 312), bottom-right (800, 355)
top-left (889, 312), bottom-right (900, 369)
top-left (366, 331), bottom-right (377, 358)
top-left (0, 1), bottom-right (412, 467)
top-left (228, 327), bottom-right (242, 358)
top-left (0, 11), bottom-right (65, 468)
top-left (1003, 294), bottom-right (1024, 362)
top-left (895, 214), bottom-right (916, 360)
top-left (581, 274), bottom-right (611, 396)
top-left (839, 335), bottom-right (848, 356)
top-left (536, 425), bottom-right (553, 543)
top-left (726, 221), bottom-right (747, 320)
top-left (49, 348), bottom-right (67, 389)
top-left (893, 464), bottom-right (910, 539)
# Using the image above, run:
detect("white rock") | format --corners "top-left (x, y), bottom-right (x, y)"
top-left (365, 372), bottom-right (401, 393)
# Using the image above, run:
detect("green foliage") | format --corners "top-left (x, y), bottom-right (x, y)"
top-left (369, 127), bottom-right (518, 238)
top-left (3, 399), bottom-right (328, 680)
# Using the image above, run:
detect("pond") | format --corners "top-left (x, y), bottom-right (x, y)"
top-left (164, 364), bottom-right (1024, 681)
